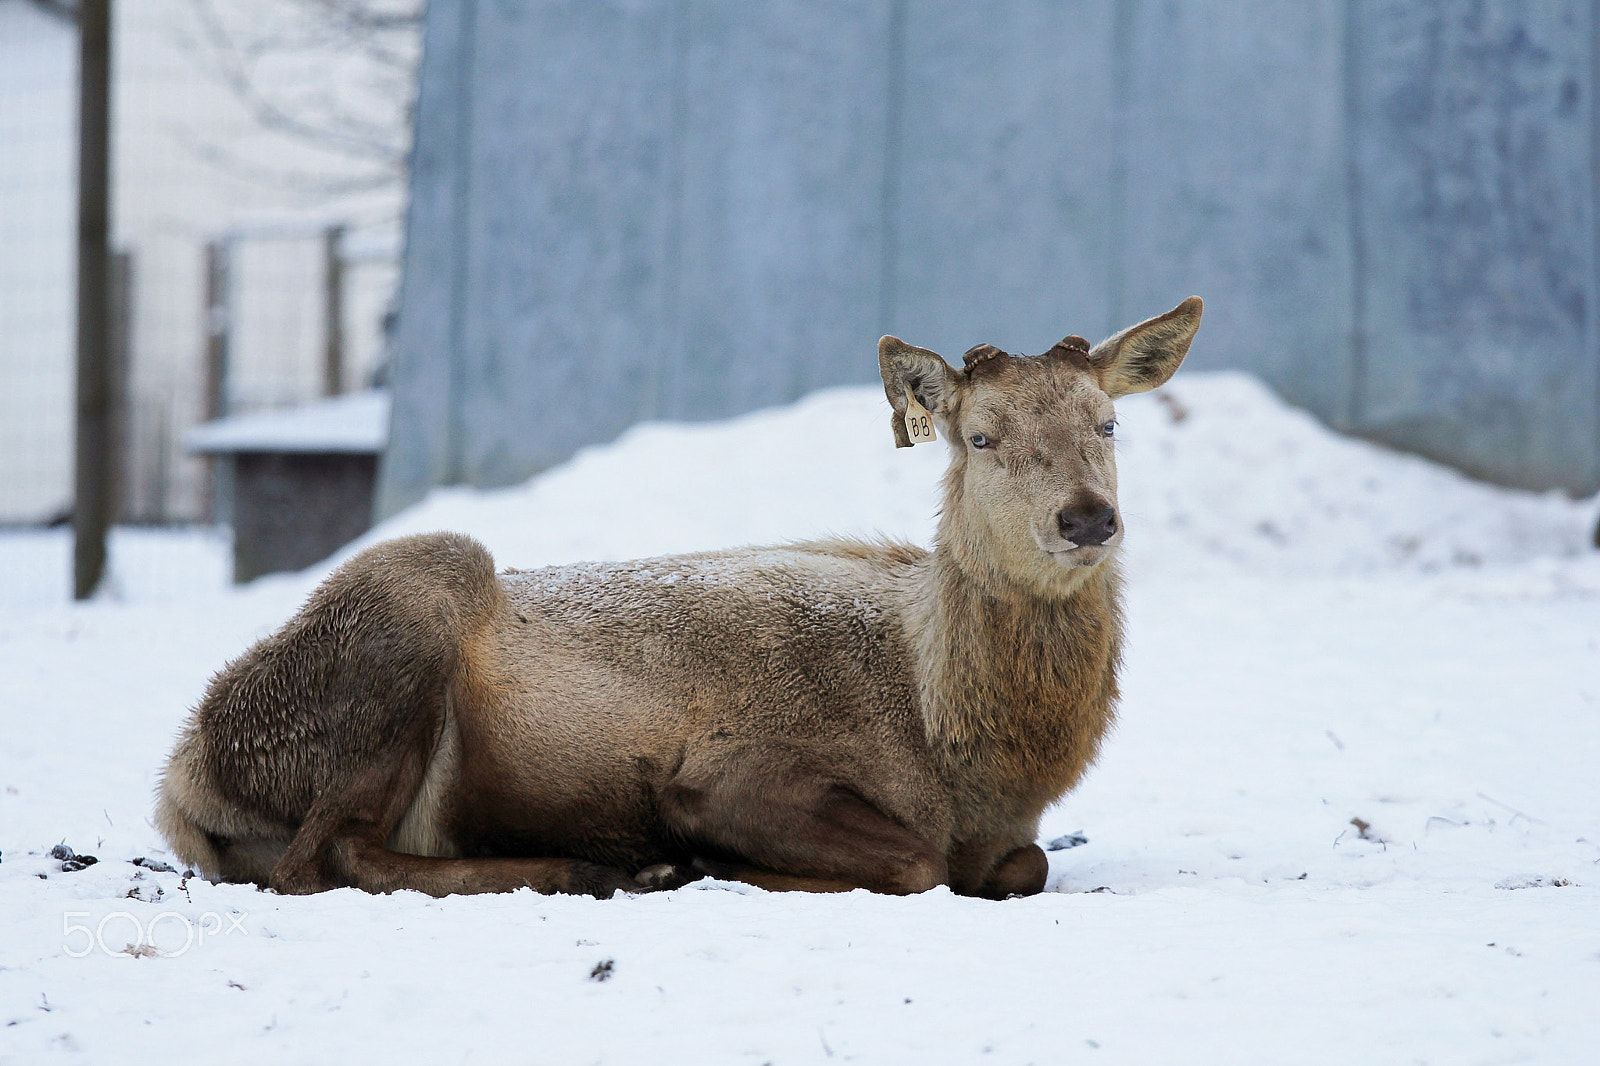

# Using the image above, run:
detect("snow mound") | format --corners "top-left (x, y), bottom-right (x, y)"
top-left (352, 371), bottom-right (1596, 581)
top-left (1114, 373), bottom-right (1595, 577)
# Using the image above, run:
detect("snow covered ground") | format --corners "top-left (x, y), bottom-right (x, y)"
top-left (2, 372), bottom-right (1598, 1064)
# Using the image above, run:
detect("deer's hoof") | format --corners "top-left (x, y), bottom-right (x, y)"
top-left (633, 862), bottom-right (693, 891)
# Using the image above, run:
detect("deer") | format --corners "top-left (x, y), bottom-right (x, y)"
top-left (156, 296), bottom-right (1202, 900)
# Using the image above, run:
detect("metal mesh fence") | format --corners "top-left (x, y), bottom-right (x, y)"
top-left (0, 0), bottom-right (78, 525)
top-left (0, 0), bottom-right (416, 532)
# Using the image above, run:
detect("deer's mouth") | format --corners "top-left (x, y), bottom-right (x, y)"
top-left (1049, 544), bottom-right (1111, 567)
top-left (1035, 534), bottom-right (1116, 568)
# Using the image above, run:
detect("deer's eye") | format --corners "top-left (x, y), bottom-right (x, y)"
top-left (969, 433), bottom-right (994, 450)
top-left (1100, 420), bottom-right (1117, 438)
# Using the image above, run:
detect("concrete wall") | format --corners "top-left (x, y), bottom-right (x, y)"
top-left (379, 0), bottom-right (1600, 518)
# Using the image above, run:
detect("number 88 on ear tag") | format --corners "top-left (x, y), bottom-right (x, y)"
top-left (903, 388), bottom-right (937, 444)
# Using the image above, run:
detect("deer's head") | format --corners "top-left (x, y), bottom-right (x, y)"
top-left (879, 297), bottom-right (1202, 596)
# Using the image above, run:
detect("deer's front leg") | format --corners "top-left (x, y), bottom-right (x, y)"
top-left (974, 842), bottom-right (1049, 899)
top-left (659, 746), bottom-right (946, 895)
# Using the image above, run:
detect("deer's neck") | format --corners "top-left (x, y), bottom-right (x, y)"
top-left (912, 543), bottom-right (1124, 811)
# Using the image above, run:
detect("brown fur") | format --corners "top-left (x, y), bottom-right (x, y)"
top-left (156, 298), bottom-right (1202, 899)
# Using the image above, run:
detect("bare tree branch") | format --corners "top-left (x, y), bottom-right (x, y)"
top-left (176, 0), bottom-right (422, 197)
top-left (23, 0), bottom-right (79, 23)
top-left (171, 127), bottom-right (403, 200)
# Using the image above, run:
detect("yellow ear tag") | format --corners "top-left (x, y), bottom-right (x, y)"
top-left (903, 387), bottom-right (936, 444)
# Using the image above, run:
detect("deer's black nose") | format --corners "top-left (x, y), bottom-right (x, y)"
top-left (1058, 507), bottom-right (1117, 546)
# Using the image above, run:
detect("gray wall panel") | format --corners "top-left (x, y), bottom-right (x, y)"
top-left (889, 0), bottom-right (1118, 360)
top-left (1120, 0), bottom-right (1356, 422)
top-left (379, 0), bottom-right (1600, 518)
top-left (672, 0), bottom-right (894, 415)
top-left (1351, 1), bottom-right (1599, 490)
top-left (457, 0), bottom-right (680, 488)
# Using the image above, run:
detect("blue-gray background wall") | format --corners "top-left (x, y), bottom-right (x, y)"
top-left (378, 0), bottom-right (1600, 518)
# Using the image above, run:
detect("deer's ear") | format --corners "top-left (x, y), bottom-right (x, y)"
top-left (1088, 296), bottom-right (1203, 399)
top-left (879, 336), bottom-right (960, 448)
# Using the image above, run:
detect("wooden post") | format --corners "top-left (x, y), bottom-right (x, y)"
top-left (110, 249), bottom-right (133, 522)
top-left (202, 237), bottom-right (233, 523)
top-left (323, 223), bottom-right (346, 396)
top-left (73, 0), bottom-right (113, 600)
top-left (203, 239), bottom-right (231, 422)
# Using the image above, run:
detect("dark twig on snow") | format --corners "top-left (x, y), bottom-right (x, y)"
top-left (1477, 792), bottom-right (1546, 826)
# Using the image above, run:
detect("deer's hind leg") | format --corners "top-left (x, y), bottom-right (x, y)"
top-left (165, 533), bottom-right (640, 899)
top-left (256, 538), bottom-right (641, 899)
top-left (268, 714), bottom-right (639, 899)
top-left (660, 745), bottom-right (947, 895)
